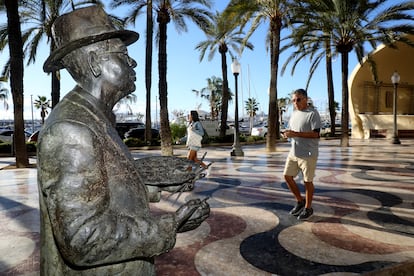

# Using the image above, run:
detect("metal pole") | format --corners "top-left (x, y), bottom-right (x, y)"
top-left (231, 72), bottom-right (244, 156)
top-left (392, 83), bottom-right (401, 144)
top-left (155, 95), bottom-right (158, 129)
top-left (31, 95), bottom-right (34, 132)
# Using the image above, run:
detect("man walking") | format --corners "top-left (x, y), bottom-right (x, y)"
top-left (282, 89), bottom-right (321, 220)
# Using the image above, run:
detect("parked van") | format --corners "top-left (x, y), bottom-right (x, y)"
top-left (201, 120), bottom-right (233, 137)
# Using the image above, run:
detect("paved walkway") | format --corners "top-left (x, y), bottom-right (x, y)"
top-left (0, 139), bottom-right (413, 275)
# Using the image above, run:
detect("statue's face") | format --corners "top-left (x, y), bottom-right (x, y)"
top-left (99, 39), bottom-right (137, 101)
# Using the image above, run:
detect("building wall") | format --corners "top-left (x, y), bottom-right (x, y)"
top-left (349, 36), bottom-right (414, 139)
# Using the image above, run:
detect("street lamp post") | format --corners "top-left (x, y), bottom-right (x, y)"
top-left (391, 71), bottom-right (401, 144)
top-left (31, 95), bottom-right (34, 132)
top-left (230, 58), bottom-right (244, 156)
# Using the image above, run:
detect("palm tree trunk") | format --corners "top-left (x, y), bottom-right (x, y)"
top-left (266, 21), bottom-right (281, 152)
top-left (50, 40), bottom-right (60, 108)
top-left (325, 40), bottom-right (336, 136)
top-left (210, 92), bottom-right (215, 120)
top-left (41, 109), bottom-right (46, 124)
top-left (340, 52), bottom-right (350, 147)
top-left (51, 71), bottom-right (60, 108)
top-left (158, 9), bottom-right (173, 156)
top-left (5, 0), bottom-right (29, 167)
top-left (145, 0), bottom-right (153, 142)
top-left (219, 51), bottom-right (230, 138)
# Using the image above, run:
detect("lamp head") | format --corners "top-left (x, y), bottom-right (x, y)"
top-left (391, 71), bottom-right (400, 84)
top-left (231, 58), bottom-right (241, 75)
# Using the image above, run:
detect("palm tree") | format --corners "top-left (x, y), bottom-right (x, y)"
top-left (293, 0), bottom-right (414, 147)
top-left (34, 95), bottom-right (51, 124)
top-left (3, 0), bottom-right (29, 167)
top-left (281, 2), bottom-right (337, 136)
top-left (245, 97), bottom-right (258, 133)
top-left (110, 0), bottom-right (154, 143)
top-left (145, 0), bottom-right (154, 142)
top-left (195, 11), bottom-right (253, 137)
top-left (277, 96), bottom-right (290, 129)
top-left (0, 0), bottom-right (99, 108)
top-left (155, 0), bottom-right (212, 156)
top-left (223, 0), bottom-right (297, 152)
top-left (192, 76), bottom-right (226, 120)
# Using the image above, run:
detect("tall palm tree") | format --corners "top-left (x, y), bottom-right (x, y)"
top-left (195, 11), bottom-right (253, 137)
top-left (277, 96), bottom-right (290, 129)
top-left (294, 0), bottom-right (414, 147)
top-left (145, 0), bottom-right (153, 141)
top-left (34, 95), bottom-right (51, 124)
top-left (281, 3), bottom-right (338, 136)
top-left (3, 0), bottom-right (29, 167)
top-left (0, 0), bottom-right (99, 108)
top-left (155, 0), bottom-right (212, 156)
top-left (192, 76), bottom-right (226, 120)
top-left (223, 0), bottom-right (297, 152)
top-left (245, 97), bottom-right (258, 133)
top-left (110, 0), bottom-right (154, 143)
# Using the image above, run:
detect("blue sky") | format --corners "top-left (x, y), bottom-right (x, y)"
top-left (0, 0), bottom-right (359, 122)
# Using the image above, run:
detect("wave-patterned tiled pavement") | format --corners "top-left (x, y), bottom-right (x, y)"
top-left (1, 139), bottom-right (413, 275)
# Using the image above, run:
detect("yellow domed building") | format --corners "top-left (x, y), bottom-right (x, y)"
top-left (349, 36), bottom-right (414, 139)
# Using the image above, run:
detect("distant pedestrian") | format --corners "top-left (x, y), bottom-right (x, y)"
top-left (282, 89), bottom-right (321, 220)
top-left (185, 110), bottom-right (208, 169)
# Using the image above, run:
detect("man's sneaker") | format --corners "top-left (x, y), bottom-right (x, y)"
top-left (289, 200), bottom-right (305, 216)
top-left (297, 207), bottom-right (313, 220)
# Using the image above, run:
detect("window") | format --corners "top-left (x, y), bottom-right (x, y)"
top-left (385, 90), bottom-right (393, 109)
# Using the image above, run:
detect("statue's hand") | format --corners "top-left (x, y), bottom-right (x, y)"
top-left (175, 198), bottom-right (210, 233)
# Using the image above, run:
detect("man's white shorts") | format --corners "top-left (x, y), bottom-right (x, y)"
top-left (283, 154), bottom-right (318, 182)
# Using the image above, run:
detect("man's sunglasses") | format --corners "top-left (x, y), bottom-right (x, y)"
top-left (292, 98), bottom-right (302, 103)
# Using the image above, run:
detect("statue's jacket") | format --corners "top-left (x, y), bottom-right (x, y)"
top-left (37, 88), bottom-right (176, 275)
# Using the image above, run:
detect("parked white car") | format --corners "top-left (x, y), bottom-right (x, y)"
top-left (251, 123), bottom-right (286, 137)
top-left (251, 124), bottom-right (268, 137)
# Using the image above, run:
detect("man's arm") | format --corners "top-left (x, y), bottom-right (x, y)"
top-left (283, 129), bottom-right (320, 139)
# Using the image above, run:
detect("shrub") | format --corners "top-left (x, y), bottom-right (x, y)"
top-left (239, 135), bottom-right (247, 143)
top-left (0, 143), bottom-right (12, 154)
top-left (246, 135), bottom-right (257, 143)
top-left (209, 134), bottom-right (233, 144)
top-left (170, 123), bottom-right (187, 143)
top-left (246, 135), bottom-right (265, 143)
top-left (0, 142), bottom-right (37, 155)
top-left (124, 138), bottom-right (147, 147)
top-left (124, 137), bottom-right (161, 147)
top-left (26, 142), bottom-right (37, 153)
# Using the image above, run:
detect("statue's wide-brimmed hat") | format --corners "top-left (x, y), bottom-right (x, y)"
top-left (43, 5), bottom-right (139, 73)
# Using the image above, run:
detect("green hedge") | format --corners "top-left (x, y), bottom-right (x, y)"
top-left (0, 143), bottom-right (12, 153)
top-left (124, 137), bottom-right (161, 147)
top-left (0, 142), bottom-right (37, 154)
top-left (170, 123), bottom-right (187, 143)
top-left (245, 135), bottom-right (264, 143)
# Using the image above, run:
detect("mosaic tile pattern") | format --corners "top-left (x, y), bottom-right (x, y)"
top-left (0, 140), bottom-right (413, 275)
